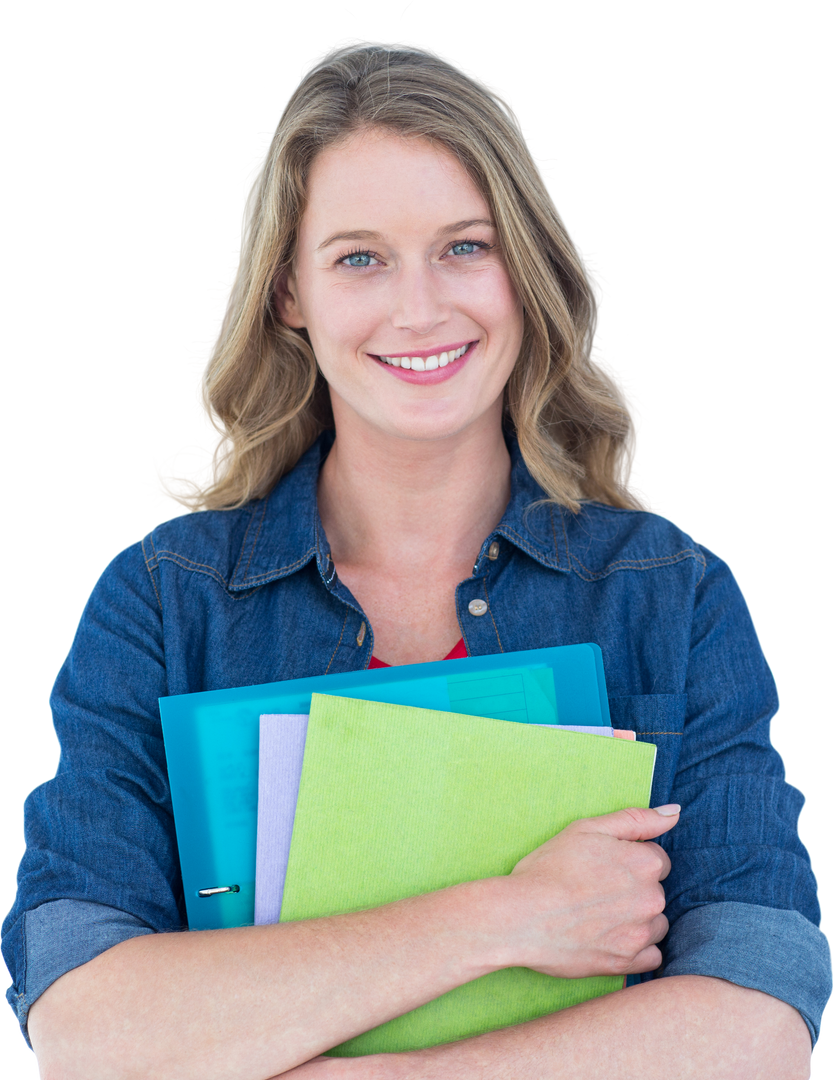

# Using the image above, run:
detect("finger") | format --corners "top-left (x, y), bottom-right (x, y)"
top-left (639, 838), bottom-right (669, 881)
top-left (583, 803), bottom-right (682, 842)
top-left (627, 943), bottom-right (663, 974)
top-left (646, 911), bottom-right (669, 946)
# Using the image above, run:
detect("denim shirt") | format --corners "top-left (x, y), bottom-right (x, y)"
top-left (4, 434), bottom-right (831, 1046)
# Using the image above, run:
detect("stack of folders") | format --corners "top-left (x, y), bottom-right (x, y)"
top-left (159, 644), bottom-right (656, 1057)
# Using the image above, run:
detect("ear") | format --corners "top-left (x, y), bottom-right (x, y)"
top-left (275, 272), bottom-right (305, 329)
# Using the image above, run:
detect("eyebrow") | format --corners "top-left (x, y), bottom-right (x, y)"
top-left (316, 219), bottom-right (496, 252)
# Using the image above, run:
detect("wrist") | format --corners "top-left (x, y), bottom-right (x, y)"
top-left (435, 875), bottom-right (518, 977)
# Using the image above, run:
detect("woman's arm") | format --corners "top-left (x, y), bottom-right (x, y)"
top-left (286, 976), bottom-right (811, 1080)
top-left (28, 880), bottom-right (496, 1080)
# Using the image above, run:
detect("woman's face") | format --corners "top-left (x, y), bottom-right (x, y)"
top-left (280, 128), bottom-right (524, 445)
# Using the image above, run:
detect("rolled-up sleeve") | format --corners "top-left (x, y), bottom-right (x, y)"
top-left (662, 902), bottom-right (831, 1044)
top-left (2, 542), bottom-right (185, 1043)
top-left (6, 900), bottom-right (155, 1045)
top-left (654, 547), bottom-right (831, 1042)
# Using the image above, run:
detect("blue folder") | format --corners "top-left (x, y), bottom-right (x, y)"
top-left (159, 643), bottom-right (610, 930)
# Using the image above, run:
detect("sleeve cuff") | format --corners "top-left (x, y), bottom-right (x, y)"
top-left (660, 901), bottom-right (832, 1045)
top-left (6, 899), bottom-right (155, 1047)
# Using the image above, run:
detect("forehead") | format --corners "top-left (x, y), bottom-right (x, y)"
top-left (301, 129), bottom-right (490, 237)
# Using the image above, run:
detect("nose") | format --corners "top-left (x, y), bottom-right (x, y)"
top-left (386, 260), bottom-right (453, 332)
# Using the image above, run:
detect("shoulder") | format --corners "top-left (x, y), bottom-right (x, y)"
top-left (566, 498), bottom-right (704, 561)
top-left (78, 506), bottom-right (259, 604)
top-left (146, 505), bottom-right (255, 549)
top-left (570, 501), bottom-right (747, 596)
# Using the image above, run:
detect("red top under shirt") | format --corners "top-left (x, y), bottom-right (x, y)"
top-left (368, 637), bottom-right (468, 669)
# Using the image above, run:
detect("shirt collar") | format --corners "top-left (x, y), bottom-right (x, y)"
top-left (228, 430), bottom-right (567, 591)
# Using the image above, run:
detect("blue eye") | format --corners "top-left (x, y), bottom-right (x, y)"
top-left (339, 248), bottom-right (378, 267)
top-left (341, 251), bottom-right (376, 267)
top-left (451, 242), bottom-right (478, 256)
top-left (334, 238), bottom-right (492, 270)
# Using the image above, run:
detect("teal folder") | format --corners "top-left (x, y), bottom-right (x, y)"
top-left (159, 643), bottom-right (610, 930)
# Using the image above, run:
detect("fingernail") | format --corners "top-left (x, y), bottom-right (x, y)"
top-left (654, 804), bottom-right (681, 816)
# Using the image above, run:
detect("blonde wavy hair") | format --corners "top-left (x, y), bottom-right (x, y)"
top-left (191, 43), bottom-right (638, 513)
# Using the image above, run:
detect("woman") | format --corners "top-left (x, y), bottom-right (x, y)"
top-left (4, 44), bottom-right (828, 1078)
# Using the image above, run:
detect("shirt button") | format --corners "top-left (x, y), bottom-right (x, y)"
top-left (468, 599), bottom-right (488, 617)
top-left (487, 541), bottom-right (500, 560)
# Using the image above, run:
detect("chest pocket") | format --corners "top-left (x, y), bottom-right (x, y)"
top-left (608, 694), bottom-right (686, 808)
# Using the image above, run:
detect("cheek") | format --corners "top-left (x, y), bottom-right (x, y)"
top-left (491, 273), bottom-right (523, 330)
top-left (451, 269), bottom-right (521, 335)
top-left (307, 286), bottom-right (381, 355)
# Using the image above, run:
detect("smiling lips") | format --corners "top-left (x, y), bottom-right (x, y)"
top-left (375, 342), bottom-right (472, 371)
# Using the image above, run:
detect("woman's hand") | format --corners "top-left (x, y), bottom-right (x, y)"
top-left (494, 805), bottom-right (679, 980)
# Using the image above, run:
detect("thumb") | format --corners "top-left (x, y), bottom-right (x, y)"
top-left (576, 805), bottom-right (680, 842)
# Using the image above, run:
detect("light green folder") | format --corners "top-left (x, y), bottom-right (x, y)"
top-left (280, 693), bottom-right (657, 1056)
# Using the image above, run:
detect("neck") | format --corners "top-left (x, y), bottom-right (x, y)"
top-left (318, 411), bottom-right (512, 573)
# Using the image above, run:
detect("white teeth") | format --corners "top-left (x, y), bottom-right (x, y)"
top-left (377, 343), bottom-right (472, 369)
